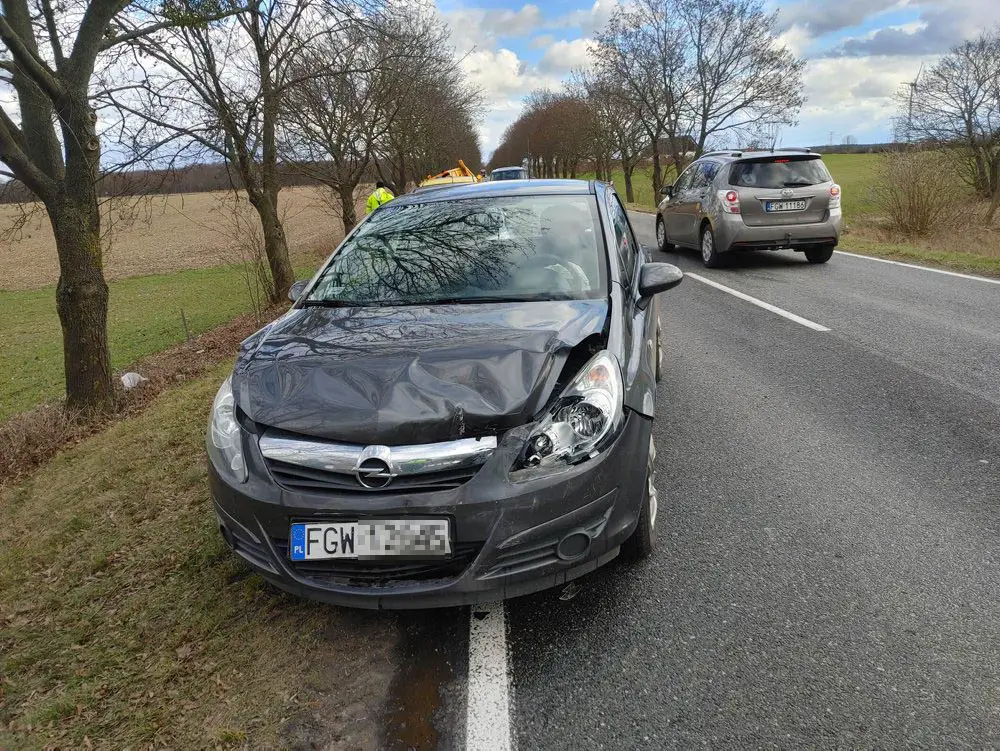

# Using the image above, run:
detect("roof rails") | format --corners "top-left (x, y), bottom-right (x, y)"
top-left (700, 149), bottom-right (743, 158)
top-left (771, 146), bottom-right (812, 153)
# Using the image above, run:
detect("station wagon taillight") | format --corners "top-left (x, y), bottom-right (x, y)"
top-left (718, 189), bottom-right (741, 214)
top-left (830, 184), bottom-right (842, 210)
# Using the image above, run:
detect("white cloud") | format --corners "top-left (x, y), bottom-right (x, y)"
top-left (776, 24), bottom-right (813, 57)
top-left (538, 38), bottom-right (594, 73)
top-left (444, 4), bottom-right (544, 52)
top-left (550, 0), bottom-right (617, 36)
top-left (530, 33), bottom-right (557, 50)
top-left (788, 54), bottom-right (928, 143)
top-left (460, 48), bottom-right (564, 98)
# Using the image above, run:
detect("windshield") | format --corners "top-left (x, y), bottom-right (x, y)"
top-left (729, 158), bottom-right (832, 188)
top-left (305, 195), bottom-right (606, 307)
top-left (491, 169), bottom-right (527, 181)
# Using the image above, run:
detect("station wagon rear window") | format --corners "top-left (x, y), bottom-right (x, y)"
top-left (729, 158), bottom-right (832, 189)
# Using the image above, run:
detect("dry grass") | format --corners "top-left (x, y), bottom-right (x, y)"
top-left (0, 361), bottom-right (397, 749)
top-left (0, 305), bottom-right (283, 487)
top-left (0, 186), bottom-right (345, 291)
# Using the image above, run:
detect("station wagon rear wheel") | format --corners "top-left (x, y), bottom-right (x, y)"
top-left (805, 245), bottom-right (835, 264)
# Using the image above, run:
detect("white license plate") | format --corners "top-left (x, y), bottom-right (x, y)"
top-left (289, 519), bottom-right (451, 561)
top-left (765, 200), bottom-right (807, 212)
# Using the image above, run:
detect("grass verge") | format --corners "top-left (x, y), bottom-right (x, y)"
top-left (0, 262), bottom-right (320, 421)
top-left (0, 363), bottom-right (396, 749)
top-left (839, 236), bottom-right (1000, 277)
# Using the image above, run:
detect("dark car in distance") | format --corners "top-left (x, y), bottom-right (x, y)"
top-left (489, 166), bottom-right (530, 181)
top-left (207, 180), bottom-right (683, 609)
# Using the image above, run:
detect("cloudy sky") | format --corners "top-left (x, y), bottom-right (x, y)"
top-left (437, 0), bottom-right (1000, 158)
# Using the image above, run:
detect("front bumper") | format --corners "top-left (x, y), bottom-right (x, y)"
top-left (209, 411), bottom-right (652, 609)
top-left (715, 211), bottom-right (842, 253)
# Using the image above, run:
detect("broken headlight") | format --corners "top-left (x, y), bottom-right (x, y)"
top-left (516, 351), bottom-right (624, 471)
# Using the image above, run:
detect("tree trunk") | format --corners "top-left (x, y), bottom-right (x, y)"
top-left (339, 182), bottom-right (358, 233)
top-left (624, 164), bottom-right (635, 203)
top-left (251, 190), bottom-right (294, 302)
top-left (396, 150), bottom-right (407, 195)
top-left (986, 159), bottom-right (1000, 224)
top-left (652, 140), bottom-right (663, 195)
top-left (53, 102), bottom-right (115, 413)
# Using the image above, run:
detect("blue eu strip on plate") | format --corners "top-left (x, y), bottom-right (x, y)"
top-left (290, 524), bottom-right (307, 561)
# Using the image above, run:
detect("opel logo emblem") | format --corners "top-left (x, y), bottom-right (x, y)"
top-left (354, 446), bottom-right (396, 489)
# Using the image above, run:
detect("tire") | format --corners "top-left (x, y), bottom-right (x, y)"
top-left (700, 224), bottom-right (723, 268)
top-left (655, 216), bottom-right (674, 253)
top-left (805, 245), bottom-right (835, 264)
top-left (623, 435), bottom-right (658, 559)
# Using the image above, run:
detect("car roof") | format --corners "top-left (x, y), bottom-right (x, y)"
top-left (397, 179), bottom-right (596, 205)
top-left (492, 166), bottom-right (526, 171)
top-left (696, 148), bottom-right (823, 164)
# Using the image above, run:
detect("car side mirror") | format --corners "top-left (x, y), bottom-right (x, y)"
top-left (637, 262), bottom-right (683, 309)
top-left (288, 279), bottom-right (309, 303)
top-left (661, 185), bottom-right (674, 198)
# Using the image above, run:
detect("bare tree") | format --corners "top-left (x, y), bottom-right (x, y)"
top-left (574, 70), bottom-right (646, 201)
top-left (679, 0), bottom-right (804, 154)
top-left (373, 9), bottom-right (482, 194)
top-left (592, 0), bottom-right (691, 193)
top-left (904, 31), bottom-right (1000, 222)
top-left (0, 0), bottom-right (230, 412)
top-left (104, 0), bottom-right (376, 300)
top-left (280, 25), bottom-right (394, 232)
top-left (591, 0), bottom-right (804, 193)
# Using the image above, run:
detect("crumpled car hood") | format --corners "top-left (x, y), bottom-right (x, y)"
top-left (233, 300), bottom-right (608, 445)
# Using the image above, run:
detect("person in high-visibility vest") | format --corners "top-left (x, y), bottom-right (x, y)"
top-left (366, 181), bottom-right (394, 214)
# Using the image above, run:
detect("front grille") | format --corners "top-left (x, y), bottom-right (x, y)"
top-left (272, 540), bottom-right (481, 586)
top-left (264, 458), bottom-right (480, 495)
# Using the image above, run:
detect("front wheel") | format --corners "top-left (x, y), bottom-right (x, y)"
top-left (623, 436), bottom-right (658, 559)
top-left (805, 245), bottom-right (835, 264)
top-left (656, 216), bottom-right (674, 253)
top-left (700, 224), bottom-right (723, 268)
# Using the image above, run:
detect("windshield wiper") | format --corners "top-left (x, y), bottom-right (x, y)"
top-left (416, 294), bottom-right (574, 305)
top-left (300, 299), bottom-right (355, 308)
top-left (783, 181), bottom-right (815, 187)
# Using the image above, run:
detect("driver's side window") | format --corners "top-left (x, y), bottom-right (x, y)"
top-left (673, 165), bottom-right (696, 193)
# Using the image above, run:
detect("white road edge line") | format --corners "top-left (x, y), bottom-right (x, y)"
top-left (686, 272), bottom-right (831, 332)
top-left (466, 601), bottom-right (513, 751)
top-left (834, 250), bottom-right (1000, 285)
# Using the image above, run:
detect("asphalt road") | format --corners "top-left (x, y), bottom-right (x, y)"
top-left (496, 214), bottom-right (1000, 748)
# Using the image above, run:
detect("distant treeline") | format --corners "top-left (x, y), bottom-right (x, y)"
top-left (0, 161), bottom-right (364, 204)
top-left (808, 143), bottom-right (900, 154)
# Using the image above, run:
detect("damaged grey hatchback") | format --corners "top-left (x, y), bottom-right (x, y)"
top-left (207, 180), bottom-right (683, 609)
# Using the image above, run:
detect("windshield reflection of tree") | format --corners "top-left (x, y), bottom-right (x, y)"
top-left (310, 200), bottom-right (574, 304)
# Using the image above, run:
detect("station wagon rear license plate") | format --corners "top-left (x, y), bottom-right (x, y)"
top-left (289, 519), bottom-right (451, 561)
top-left (765, 200), bottom-right (808, 212)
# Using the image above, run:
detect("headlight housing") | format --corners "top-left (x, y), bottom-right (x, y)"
top-left (515, 350), bottom-right (624, 472)
top-left (207, 375), bottom-right (247, 482)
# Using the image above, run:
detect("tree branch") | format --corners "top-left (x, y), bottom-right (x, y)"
top-left (100, 8), bottom-right (243, 52)
top-left (0, 15), bottom-right (63, 99)
top-left (0, 110), bottom-right (55, 200)
top-left (39, 0), bottom-right (65, 67)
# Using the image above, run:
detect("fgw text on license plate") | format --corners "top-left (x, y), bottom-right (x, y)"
top-left (765, 200), bottom-right (807, 212)
top-left (289, 519), bottom-right (451, 561)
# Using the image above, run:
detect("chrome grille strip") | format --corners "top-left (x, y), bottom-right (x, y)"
top-left (258, 431), bottom-right (497, 476)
